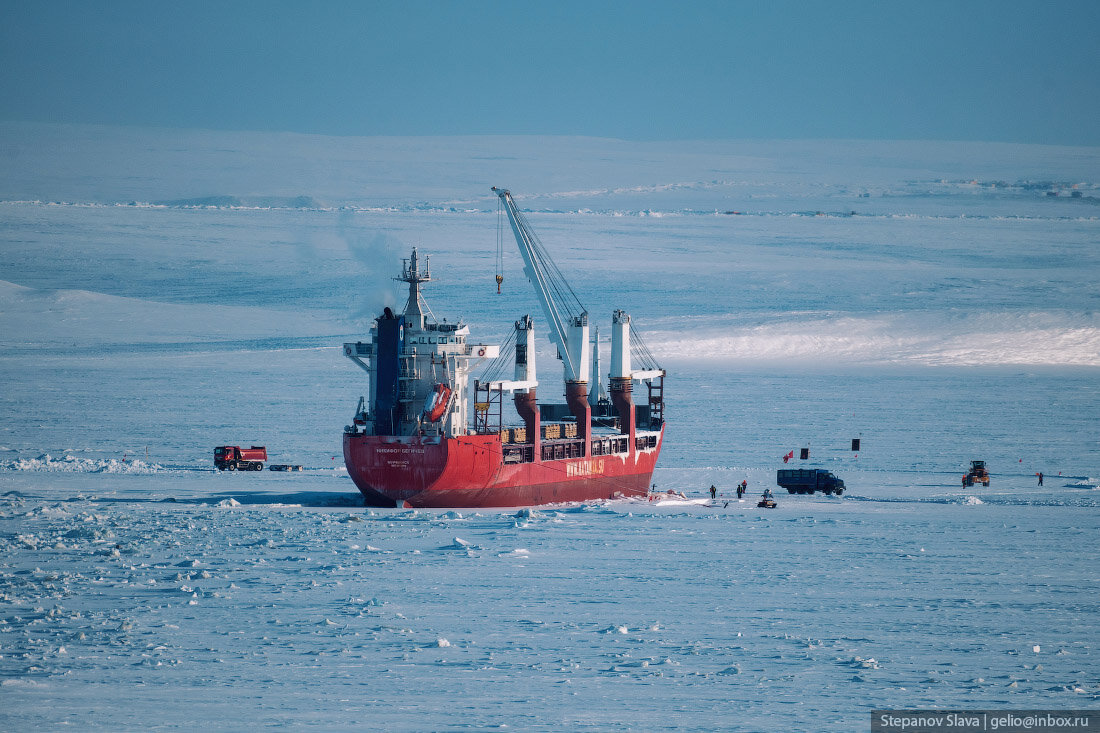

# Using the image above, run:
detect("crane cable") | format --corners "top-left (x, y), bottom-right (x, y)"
top-left (478, 329), bottom-right (518, 385)
top-left (629, 322), bottom-right (662, 371)
top-left (495, 200), bottom-right (505, 294)
top-left (520, 206), bottom-right (585, 322)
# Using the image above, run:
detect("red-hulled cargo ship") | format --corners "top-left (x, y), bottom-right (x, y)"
top-left (342, 188), bottom-right (666, 508)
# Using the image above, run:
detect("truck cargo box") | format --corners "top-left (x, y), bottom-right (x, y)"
top-left (776, 468), bottom-right (845, 495)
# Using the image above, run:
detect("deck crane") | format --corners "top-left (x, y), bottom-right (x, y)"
top-left (491, 186), bottom-right (667, 444)
top-left (492, 187), bottom-right (590, 385)
top-left (492, 187), bottom-right (593, 437)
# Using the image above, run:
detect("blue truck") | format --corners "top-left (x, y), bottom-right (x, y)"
top-left (776, 468), bottom-right (845, 495)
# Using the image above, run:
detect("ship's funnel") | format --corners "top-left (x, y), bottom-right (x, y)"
top-left (373, 307), bottom-right (401, 435)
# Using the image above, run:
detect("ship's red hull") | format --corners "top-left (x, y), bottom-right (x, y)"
top-left (343, 430), bottom-right (664, 508)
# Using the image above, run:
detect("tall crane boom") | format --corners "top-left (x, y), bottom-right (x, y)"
top-left (492, 187), bottom-right (590, 384)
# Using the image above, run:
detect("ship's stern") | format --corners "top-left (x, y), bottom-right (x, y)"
top-left (343, 432), bottom-right (503, 507)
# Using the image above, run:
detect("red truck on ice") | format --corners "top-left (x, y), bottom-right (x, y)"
top-left (214, 446), bottom-right (267, 471)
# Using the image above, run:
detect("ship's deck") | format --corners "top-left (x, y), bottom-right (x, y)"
top-left (500, 428), bottom-right (661, 464)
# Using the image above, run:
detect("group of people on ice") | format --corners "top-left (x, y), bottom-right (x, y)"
top-left (709, 480), bottom-right (753, 501)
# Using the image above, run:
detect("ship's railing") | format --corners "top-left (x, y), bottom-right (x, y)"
top-left (493, 432), bottom-right (643, 465)
top-left (590, 436), bottom-right (629, 456)
top-left (472, 380), bottom-right (505, 435)
top-left (647, 374), bottom-right (665, 428)
top-left (502, 445), bottom-right (534, 464)
top-left (496, 432), bottom-right (635, 461)
top-left (541, 439), bottom-right (585, 462)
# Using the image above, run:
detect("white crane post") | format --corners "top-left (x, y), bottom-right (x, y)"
top-left (589, 326), bottom-right (606, 406)
top-left (610, 309), bottom-right (631, 379)
top-left (609, 310), bottom-right (635, 448)
top-left (567, 314), bottom-right (590, 384)
top-left (565, 313), bottom-right (592, 448)
top-left (514, 315), bottom-right (536, 387)
top-left (513, 315), bottom-right (540, 453)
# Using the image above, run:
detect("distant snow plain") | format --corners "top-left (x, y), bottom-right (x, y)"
top-left (1, 123), bottom-right (1098, 730)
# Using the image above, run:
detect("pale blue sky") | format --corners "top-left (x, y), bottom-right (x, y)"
top-left (2, 1), bottom-right (1097, 144)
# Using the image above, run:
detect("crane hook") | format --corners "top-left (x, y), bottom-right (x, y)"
top-left (495, 273), bottom-right (503, 294)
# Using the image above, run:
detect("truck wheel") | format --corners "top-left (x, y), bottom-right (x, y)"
top-left (787, 488), bottom-right (795, 494)
top-left (255, 463), bottom-right (263, 471)
top-left (835, 489), bottom-right (843, 495)
top-left (983, 480), bottom-right (989, 487)
top-left (228, 461), bottom-right (237, 471)
top-left (823, 489), bottom-right (833, 495)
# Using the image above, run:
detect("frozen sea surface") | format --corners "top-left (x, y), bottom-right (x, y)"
top-left (2, 473), bottom-right (1099, 731)
top-left (1, 124), bottom-right (1098, 730)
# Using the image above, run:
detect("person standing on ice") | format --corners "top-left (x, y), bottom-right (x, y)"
top-left (1038, 472), bottom-right (1044, 486)
top-left (709, 485), bottom-right (717, 500)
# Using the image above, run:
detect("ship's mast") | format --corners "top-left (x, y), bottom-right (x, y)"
top-left (399, 248), bottom-right (433, 330)
top-left (588, 327), bottom-right (607, 406)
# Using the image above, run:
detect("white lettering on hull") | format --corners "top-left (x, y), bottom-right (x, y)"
top-left (565, 459), bottom-right (606, 478)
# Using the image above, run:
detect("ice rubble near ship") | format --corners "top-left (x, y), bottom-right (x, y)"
top-left (342, 188), bottom-right (666, 508)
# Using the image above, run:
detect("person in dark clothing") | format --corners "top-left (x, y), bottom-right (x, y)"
top-left (1038, 472), bottom-right (1044, 486)
top-left (709, 485), bottom-right (717, 500)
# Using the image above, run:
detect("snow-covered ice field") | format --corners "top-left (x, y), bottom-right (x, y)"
top-left (1, 124), bottom-right (1098, 730)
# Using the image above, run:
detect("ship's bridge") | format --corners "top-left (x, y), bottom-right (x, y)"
top-left (404, 321), bottom-right (469, 355)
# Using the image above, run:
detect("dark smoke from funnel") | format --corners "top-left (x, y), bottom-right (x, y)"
top-left (339, 211), bottom-right (405, 323)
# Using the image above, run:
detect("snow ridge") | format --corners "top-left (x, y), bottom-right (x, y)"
top-left (0, 453), bottom-right (165, 474)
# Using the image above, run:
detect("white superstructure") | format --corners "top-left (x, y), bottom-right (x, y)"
top-left (343, 248), bottom-right (498, 438)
